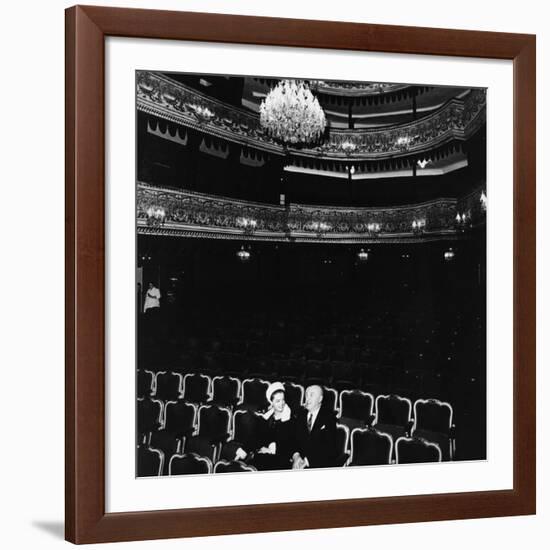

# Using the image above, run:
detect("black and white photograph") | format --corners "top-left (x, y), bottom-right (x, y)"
top-left (135, 71), bottom-right (487, 477)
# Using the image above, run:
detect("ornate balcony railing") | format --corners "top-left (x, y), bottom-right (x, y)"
top-left (137, 71), bottom-right (486, 161)
top-left (137, 182), bottom-right (486, 243)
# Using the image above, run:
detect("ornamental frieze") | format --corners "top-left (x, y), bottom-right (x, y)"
top-left (137, 182), bottom-right (486, 241)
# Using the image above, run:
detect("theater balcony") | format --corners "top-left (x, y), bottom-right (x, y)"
top-left (137, 182), bottom-right (486, 244)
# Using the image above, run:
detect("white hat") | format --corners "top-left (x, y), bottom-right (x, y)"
top-left (266, 381), bottom-right (285, 402)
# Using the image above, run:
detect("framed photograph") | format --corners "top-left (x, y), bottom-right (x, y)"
top-left (65, 5), bottom-right (536, 544)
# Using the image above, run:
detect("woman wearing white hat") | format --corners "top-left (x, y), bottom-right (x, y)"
top-left (253, 382), bottom-right (297, 470)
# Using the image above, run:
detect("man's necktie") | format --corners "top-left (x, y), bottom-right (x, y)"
top-left (307, 413), bottom-right (313, 432)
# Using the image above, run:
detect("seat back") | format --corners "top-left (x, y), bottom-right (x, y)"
top-left (183, 373), bottom-right (211, 404)
top-left (137, 369), bottom-right (154, 399)
top-left (197, 404), bottom-right (231, 443)
top-left (149, 429), bottom-right (180, 475)
top-left (284, 382), bottom-right (304, 411)
top-left (163, 401), bottom-right (197, 438)
top-left (137, 398), bottom-right (162, 440)
top-left (211, 376), bottom-right (241, 408)
top-left (375, 394), bottom-right (412, 427)
top-left (184, 434), bottom-right (218, 462)
top-left (137, 445), bottom-right (163, 477)
top-left (240, 378), bottom-right (269, 412)
top-left (169, 453), bottom-right (212, 475)
top-left (154, 371), bottom-right (183, 401)
top-left (395, 437), bottom-right (442, 464)
top-left (214, 460), bottom-right (257, 473)
top-left (231, 409), bottom-right (263, 451)
top-left (321, 386), bottom-right (338, 414)
top-left (335, 423), bottom-right (351, 465)
top-left (350, 428), bottom-right (393, 466)
top-left (413, 399), bottom-right (453, 435)
top-left (339, 390), bottom-right (374, 423)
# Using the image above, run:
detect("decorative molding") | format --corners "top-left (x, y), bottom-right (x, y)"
top-left (311, 81), bottom-right (412, 96)
top-left (137, 182), bottom-right (486, 243)
top-left (137, 223), bottom-right (465, 244)
top-left (252, 77), bottom-right (415, 97)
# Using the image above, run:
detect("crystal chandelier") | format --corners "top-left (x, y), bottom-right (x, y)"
top-left (260, 80), bottom-right (326, 145)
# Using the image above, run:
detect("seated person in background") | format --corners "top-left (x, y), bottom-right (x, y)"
top-left (292, 385), bottom-right (338, 470)
top-left (253, 382), bottom-right (297, 471)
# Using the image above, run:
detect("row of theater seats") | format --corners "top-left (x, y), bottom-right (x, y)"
top-left (137, 372), bottom-right (455, 477)
top-left (173, 327), bottom-right (473, 372)
top-left (138, 432), bottom-right (443, 477)
top-left (139, 299), bottom-right (482, 408)
top-left (139, 370), bottom-right (455, 439)
top-left (138, 359), bottom-right (453, 407)
top-left (180, 303), bottom-right (475, 343)
top-left (178, 330), bottom-right (463, 361)
top-left (172, 305), bottom-right (480, 361)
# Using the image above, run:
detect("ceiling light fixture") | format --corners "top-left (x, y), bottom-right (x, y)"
top-left (260, 80), bottom-right (326, 145)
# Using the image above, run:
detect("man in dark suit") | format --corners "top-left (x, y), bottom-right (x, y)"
top-left (291, 385), bottom-right (338, 469)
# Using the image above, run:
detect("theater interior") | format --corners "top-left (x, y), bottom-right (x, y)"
top-left (136, 71), bottom-right (487, 477)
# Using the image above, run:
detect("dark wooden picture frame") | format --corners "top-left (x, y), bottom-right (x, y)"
top-left (65, 4), bottom-right (536, 544)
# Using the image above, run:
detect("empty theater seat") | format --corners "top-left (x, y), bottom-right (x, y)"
top-left (149, 428), bottom-right (181, 475)
top-left (169, 453), bottom-right (212, 475)
top-left (137, 369), bottom-right (155, 399)
top-left (338, 389), bottom-right (375, 430)
top-left (284, 382), bottom-right (305, 411)
top-left (153, 371), bottom-right (183, 402)
top-left (239, 378), bottom-right (270, 412)
top-left (210, 375), bottom-right (241, 409)
top-left (182, 373), bottom-right (211, 404)
top-left (183, 404), bottom-right (232, 463)
top-left (163, 400), bottom-right (197, 440)
top-left (349, 427), bottom-right (393, 466)
top-left (372, 394), bottom-right (413, 445)
top-left (214, 460), bottom-right (257, 473)
top-left (137, 444), bottom-right (163, 477)
top-left (334, 423), bottom-right (351, 466)
top-left (137, 397), bottom-right (163, 444)
top-left (411, 398), bottom-right (455, 460)
top-left (395, 436), bottom-right (442, 464)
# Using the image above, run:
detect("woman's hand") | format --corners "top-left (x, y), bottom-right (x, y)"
top-left (258, 442), bottom-right (276, 455)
